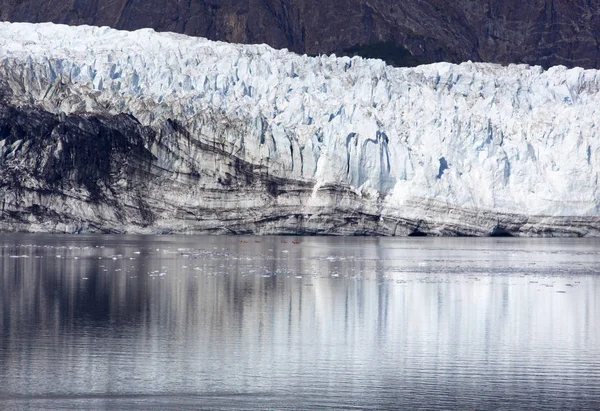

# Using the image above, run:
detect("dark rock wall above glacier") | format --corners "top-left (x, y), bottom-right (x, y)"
top-left (2, 0), bottom-right (600, 69)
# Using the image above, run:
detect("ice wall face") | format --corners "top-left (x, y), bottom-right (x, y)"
top-left (0, 22), bottom-right (599, 236)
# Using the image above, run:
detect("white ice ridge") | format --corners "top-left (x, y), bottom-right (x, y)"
top-left (0, 22), bottom-right (599, 222)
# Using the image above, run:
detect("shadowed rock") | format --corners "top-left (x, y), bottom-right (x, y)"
top-left (1, 0), bottom-right (600, 68)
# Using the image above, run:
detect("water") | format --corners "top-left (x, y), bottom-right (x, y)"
top-left (0, 234), bottom-right (599, 410)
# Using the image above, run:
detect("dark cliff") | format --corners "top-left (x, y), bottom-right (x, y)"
top-left (1, 0), bottom-right (599, 68)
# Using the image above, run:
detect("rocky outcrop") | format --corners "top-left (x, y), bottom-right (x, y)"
top-left (1, 0), bottom-right (600, 68)
top-left (1, 23), bottom-right (599, 236)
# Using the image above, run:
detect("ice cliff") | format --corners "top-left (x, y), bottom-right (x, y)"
top-left (0, 22), bottom-right (599, 236)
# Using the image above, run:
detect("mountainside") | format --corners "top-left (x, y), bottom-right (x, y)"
top-left (1, 0), bottom-right (600, 69)
top-left (1, 22), bottom-right (599, 236)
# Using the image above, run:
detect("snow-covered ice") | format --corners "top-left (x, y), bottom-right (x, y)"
top-left (0, 22), bottom-right (598, 235)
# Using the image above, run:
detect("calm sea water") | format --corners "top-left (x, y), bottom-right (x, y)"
top-left (0, 234), bottom-right (599, 410)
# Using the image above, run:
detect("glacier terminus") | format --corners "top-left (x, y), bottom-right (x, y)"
top-left (0, 22), bottom-right (598, 236)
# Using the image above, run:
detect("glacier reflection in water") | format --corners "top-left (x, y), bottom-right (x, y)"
top-left (0, 234), bottom-right (599, 409)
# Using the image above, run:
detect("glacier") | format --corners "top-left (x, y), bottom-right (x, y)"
top-left (0, 22), bottom-right (599, 236)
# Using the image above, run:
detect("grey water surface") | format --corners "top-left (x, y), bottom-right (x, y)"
top-left (0, 234), bottom-right (599, 410)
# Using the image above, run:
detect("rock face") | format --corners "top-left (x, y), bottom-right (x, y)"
top-left (0, 22), bottom-right (599, 236)
top-left (2, 0), bottom-right (600, 69)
